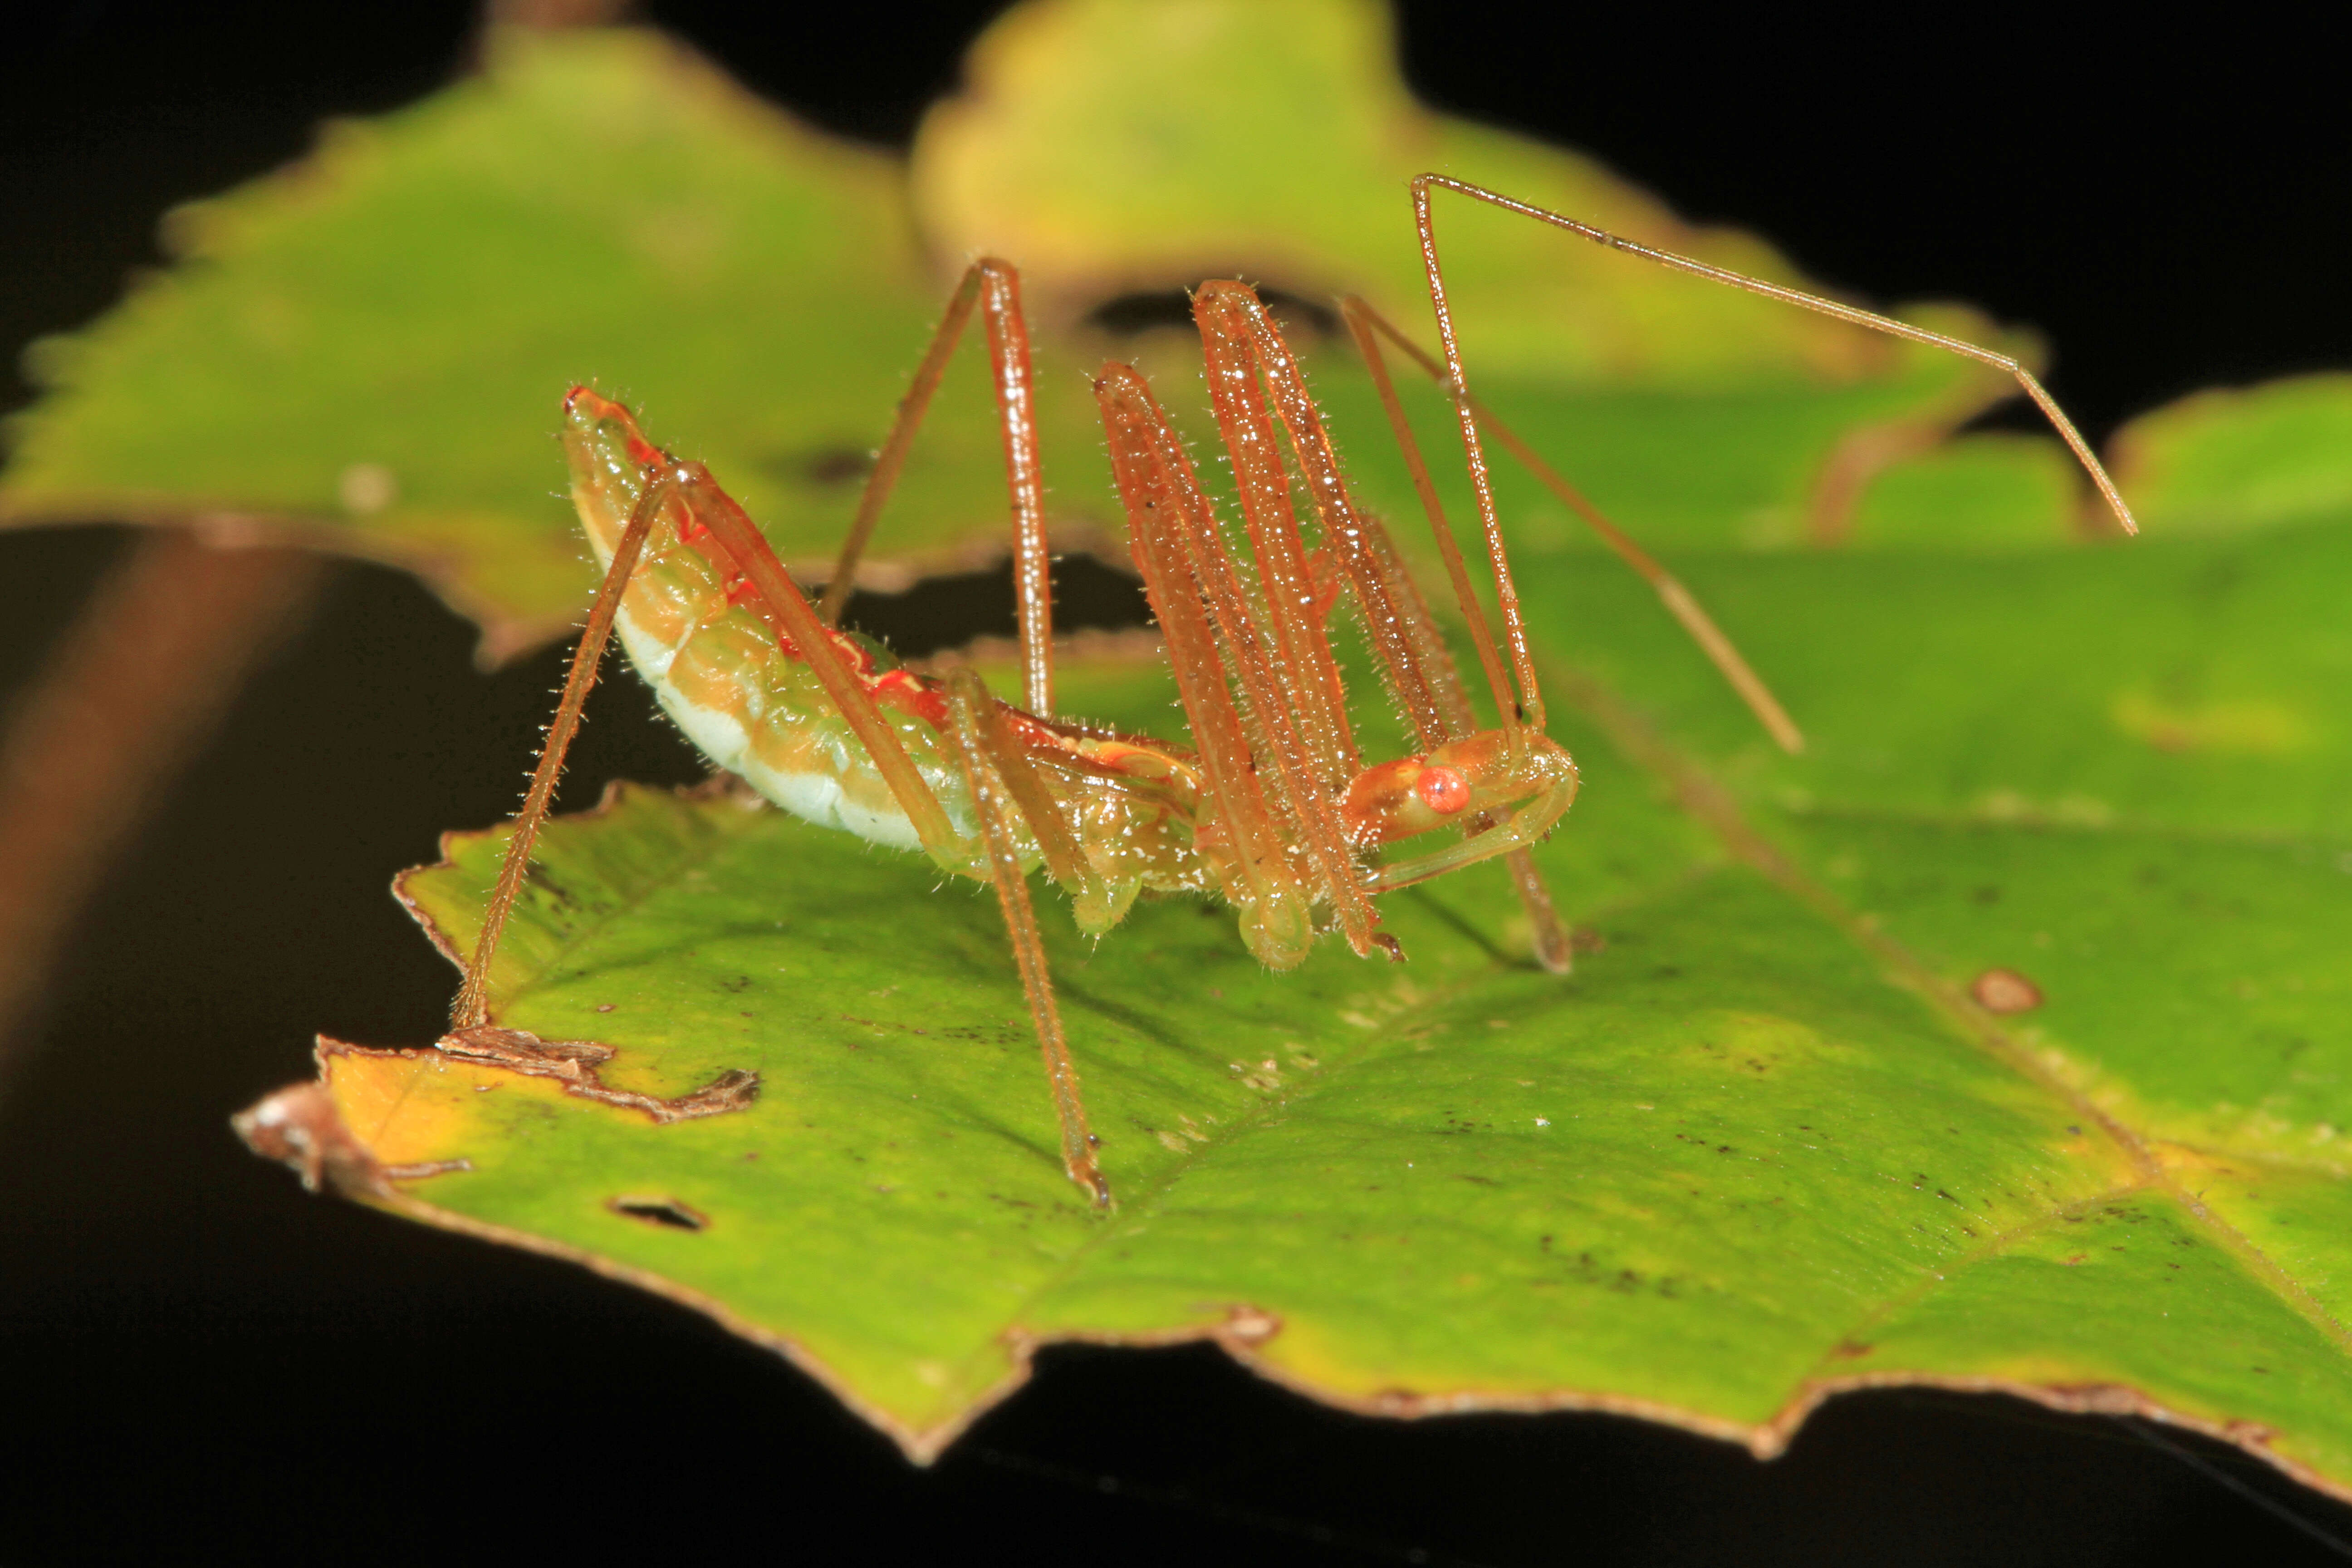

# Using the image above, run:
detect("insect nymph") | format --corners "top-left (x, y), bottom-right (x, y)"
top-left (451, 177), bottom-right (2135, 1206)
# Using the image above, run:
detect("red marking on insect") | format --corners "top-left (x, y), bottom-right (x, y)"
top-left (1415, 765), bottom-right (1471, 815)
top-left (873, 670), bottom-right (951, 728)
top-left (723, 574), bottom-right (757, 607)
top-left (567, 384), bottom-right (670, 474)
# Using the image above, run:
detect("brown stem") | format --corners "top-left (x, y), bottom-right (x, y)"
top-left (0, 530), bottom-right (326, 1091)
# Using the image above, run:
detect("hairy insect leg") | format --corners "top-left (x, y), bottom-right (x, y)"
top-left (1144, 411), bottom-right (1386, 959)
top-left (1504, 848), bottom-right (1572, 973)
top-left (1409, 174), bottom-right (2138, 537)
top-left (1103, 362), bottom-right (1387, 960)
top-left (1340, 294), bottom-right (1805, 755)
top-left (981, 263), bottom-right (1057, 716)
top-left (1204, 285), bottom-right (1499, 750)
top-left (819, 258), bottom-right (1058, 715)
top-left (1094, 364), bottom-right (1321, 968)
top-left (816, 267), bottom-right (985, 624)
top-left (1200, 286), bottom-right (1573, 970)
top-left (942, 666), bottom-right (1110, 1207)
top-left (1190, 284), bottom-right (1361, 789)
top-left (452, 468), bottom-right (677, 1030)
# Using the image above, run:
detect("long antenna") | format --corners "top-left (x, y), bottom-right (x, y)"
top-left (1340, 297), bottom-right (1524, 747)
top-left (1412, 180), bottom-right (1545, 732)
top-left (1345, 295), bottom-right (1805, 755)
top-left (1411, 174), bottom-right (2139, 537)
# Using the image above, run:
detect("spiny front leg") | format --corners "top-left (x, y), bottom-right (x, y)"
top-left (453, 463), bottom-right (677, 1029)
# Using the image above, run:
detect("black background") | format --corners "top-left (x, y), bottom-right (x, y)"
top-left (5, 4), bottom-right (2352, 1563)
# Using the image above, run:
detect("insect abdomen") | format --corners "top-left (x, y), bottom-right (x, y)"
top-left (562, 392), bottom-right (975, 853)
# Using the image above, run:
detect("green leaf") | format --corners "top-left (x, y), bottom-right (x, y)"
top-left (2110, 373), bottom-right (2352, 537)
top-left (5, 0), bottom-right (2039, 662)
top-left (1842, 433), bottom-right (2083, 550)
top-left (248, 482), bottom-right (2352, 1490)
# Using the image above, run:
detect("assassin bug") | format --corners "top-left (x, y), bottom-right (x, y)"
top-left (448, 176), bottom-right (2136, 1207)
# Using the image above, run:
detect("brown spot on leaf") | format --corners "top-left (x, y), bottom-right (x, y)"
top-left (1970, 967), bottom-right (2044, 1013)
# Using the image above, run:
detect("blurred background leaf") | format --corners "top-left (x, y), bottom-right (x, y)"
top-left (4, 0), bottom-right (2084, 666)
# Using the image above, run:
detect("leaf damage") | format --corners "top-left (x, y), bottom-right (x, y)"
top-left (436, 1024), bottom-right (760, 1124)
top-left (236, 1029), bottom-right (755, 1198)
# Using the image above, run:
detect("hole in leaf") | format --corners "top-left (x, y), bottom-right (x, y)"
top-left (1082, 286), bottom-right (1339, 342)
top-left (800, 445), bottom-right (873, 487)
top-left (607, 1196), bottom-right (708, 1231)
top-left (835, 554), bottom-right (1152, 658)
top-left (1084, 289), bottom-right (1192, 335)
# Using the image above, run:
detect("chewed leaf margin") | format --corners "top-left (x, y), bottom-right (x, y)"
top-left (237, 1032), bottom-right (2340, 1480)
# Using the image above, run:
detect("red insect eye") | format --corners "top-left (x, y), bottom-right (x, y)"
top-left (1414, 765), bottom-right (1471, 814)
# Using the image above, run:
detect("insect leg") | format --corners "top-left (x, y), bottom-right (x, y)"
top-left (452, 467), bottom-right (676, 1030)
top-left (978, 263), bottom-right (1057, 718)
top-left (1095, 364), bottom-right (1318, 968)
top-left (1341, 294), bottom-right (1805, 755)
top-left (942, 665), bottom-right (1110, 1207)
top-left (1202, 289), bottom-right (1570, 968)
top-left (955, 671), bottom-right (1119, 931)
top-left (817, 265), bottom-right (985, 625)
top-left (1191, 283), bottom-right (1361, 787)
top-left (1210, 285), bottom-right (1480, 750)
top-left (818, 259), bottom-right (1058, 717)
top-left (1348, 506), bottom-right (1575, 973)
top-left (670, 463), bottom-right (968, 867)
top-left (1136, 370), bottom-right (1385, 960)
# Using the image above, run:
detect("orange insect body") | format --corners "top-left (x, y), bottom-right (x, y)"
top-left (458, 177), bottom-right (2137, 1209)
